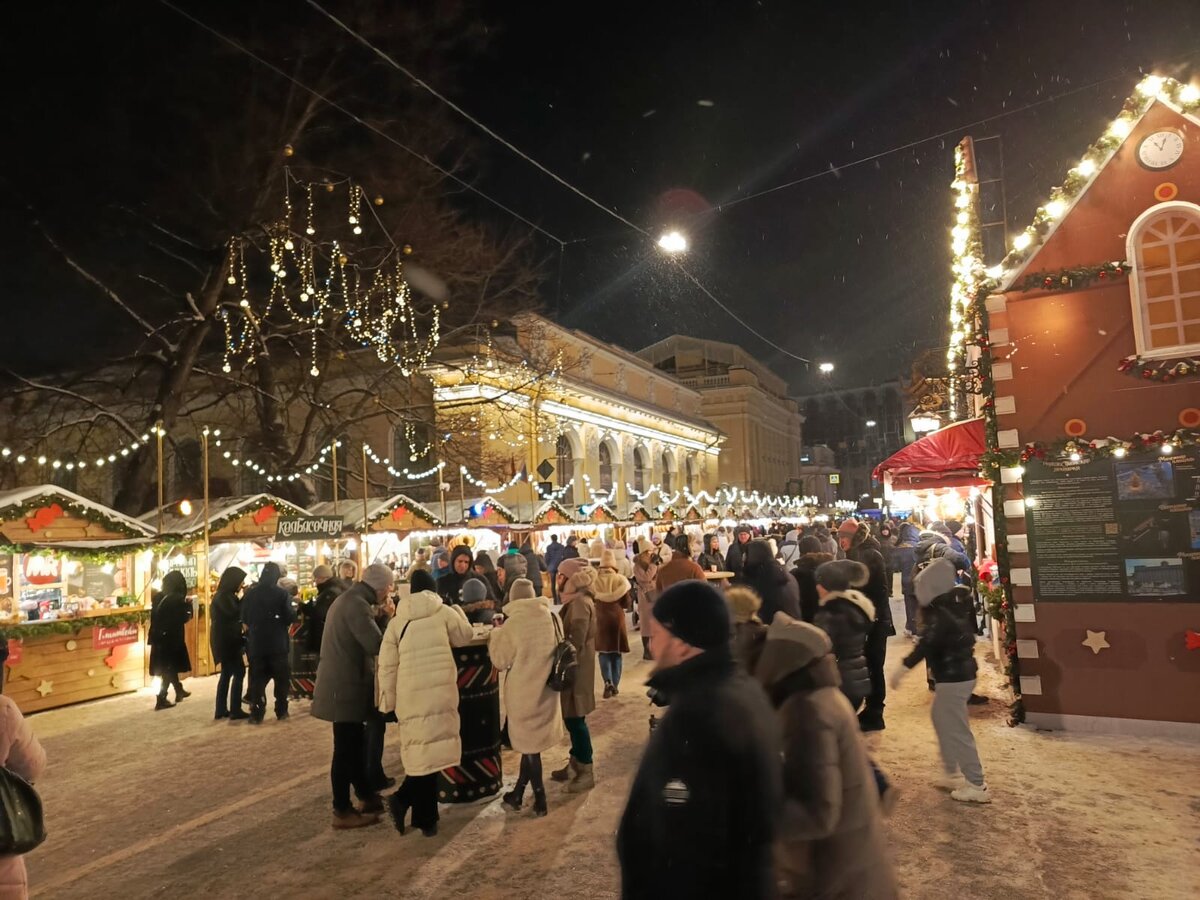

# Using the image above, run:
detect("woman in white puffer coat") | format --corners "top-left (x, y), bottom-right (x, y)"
top-left (489, 578), bottom-right (561, 817)
top-left (378, 587), bottom-right (474, 837)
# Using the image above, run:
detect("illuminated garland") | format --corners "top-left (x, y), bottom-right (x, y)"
top-left (0, 428), bottom-right (161, 475)
top-left (1017, 429), bottom-right (1199, 464)
top-left (364, 495), bottom-right (442, 528)
top-left (1117, 354), bottom-right (1200, 382)
top-left (0, 608), bottom-right (150, 641)
top-left (1015, 261), bottom-right (1128, 293)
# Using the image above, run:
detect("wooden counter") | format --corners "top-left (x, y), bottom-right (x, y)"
top-left (2, 610), bottom-right (150, 714)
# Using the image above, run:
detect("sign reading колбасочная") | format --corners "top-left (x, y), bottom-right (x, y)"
top-left (275, 516), bottom-right (345, 540)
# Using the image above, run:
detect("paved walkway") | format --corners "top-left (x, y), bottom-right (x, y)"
top-left (21, 619), bottom-right (1200, 899)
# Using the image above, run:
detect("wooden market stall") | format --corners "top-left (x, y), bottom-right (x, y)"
top-left (0, 485), bottom-right (157, 714)
top-left (144, 493), bottom-right (313, 676)
top-left (309, 494), bottom-right (443, 573)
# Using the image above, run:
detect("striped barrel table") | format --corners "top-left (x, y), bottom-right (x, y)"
top-left (438, 639), bottom-right (502, 803)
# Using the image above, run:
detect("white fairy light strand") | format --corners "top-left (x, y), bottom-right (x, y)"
top-left (0, 427), bottom-right (165, 473)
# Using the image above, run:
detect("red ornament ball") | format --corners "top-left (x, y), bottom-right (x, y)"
top-left (1114, 268), bottom-right (1123, 275)
top-left (1043, 277), bottom-right (1053, 288)
top-left (1099, 270), bottom-right (1108, 279)
top-left (1143, 369), bottom-right (1153, 378)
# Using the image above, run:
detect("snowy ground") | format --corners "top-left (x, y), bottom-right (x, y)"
top-left (22, 601), bottom-right (1200, 899)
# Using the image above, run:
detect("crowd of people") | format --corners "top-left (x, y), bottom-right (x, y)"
top-left (133, 514), bottom-right (988, 897)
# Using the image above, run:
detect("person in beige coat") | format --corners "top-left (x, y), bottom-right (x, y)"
top-left (489, 578), bottom-right (561, 817)
top-left (550, 564), bottom-right (598, 792)
top-left (753, 613), bottom-right (898, 899)
top-left (632, 547), bottom-right (659, 660)
top-left (594, 549), bottom-right (632, 697)
top-left (378, 587), bottom-right (474, 836)
top-left (0, 696), bottom-right (46, 900)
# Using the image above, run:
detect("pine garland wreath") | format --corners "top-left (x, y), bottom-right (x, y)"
top-left (1118, 354), bottom-right (1200, 383)
top-left (1015, 260), bottom-right (1129, 293)
top-left (0, 608), bottom-right (150, 641)
top-left (0, 492), bottom-right (149, 540)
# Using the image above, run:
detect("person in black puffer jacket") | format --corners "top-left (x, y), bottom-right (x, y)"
top-left (891, 558), bottom-right (990, 804)
top-left (838, 520), bottom-right (895, 732)
top-left (790, 536), bottom-right (833, 623)
top-left (812, 560), bottom-right (875, 710)
top-left (741, 539), bottom-right (802, 625)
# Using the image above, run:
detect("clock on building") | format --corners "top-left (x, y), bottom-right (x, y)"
top-left (1136, 130), bottom-right (1184, 170)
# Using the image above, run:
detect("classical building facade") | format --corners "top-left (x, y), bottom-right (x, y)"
top-left (635, 336), bottom-right (802, 494)
top-left (429, 314), bottom-right (723, 519)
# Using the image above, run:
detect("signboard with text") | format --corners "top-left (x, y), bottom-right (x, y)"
top-left (1024, 448), bottom-right (1199, 602)
top-left (93, 621), bottom-right (141, 650)
top-left (275, 516), bottom-right (345, 541)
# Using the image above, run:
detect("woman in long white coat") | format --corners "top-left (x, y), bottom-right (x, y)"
top-left (378, 587), bottom-right (474, 836)
top-left (489, 578), bottom-right (561, 817)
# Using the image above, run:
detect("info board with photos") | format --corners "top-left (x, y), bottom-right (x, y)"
top-left (1023, 447), bottom-right (1200, 602)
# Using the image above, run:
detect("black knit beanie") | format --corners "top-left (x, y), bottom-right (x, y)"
top-left (652, 579), bottom-right (731, 650)
top-left (410, 569), bottom-right (437, 593)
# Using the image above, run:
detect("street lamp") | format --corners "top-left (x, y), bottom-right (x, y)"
top-left (657, 230), bottom-right (688, 254)
top-left (865, 420), bottom-right (877, 428)
top-left (818, 362), bottom-right (834, 374)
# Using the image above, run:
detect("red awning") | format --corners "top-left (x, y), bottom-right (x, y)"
top-left (873, 417), bottom-right (990, 489)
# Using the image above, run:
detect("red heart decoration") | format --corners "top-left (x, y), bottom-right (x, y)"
top-left (252, 505), bottom-right (276, 526)
top-left (1186, 630), bottom-right (1200, 651)
top-left (390, 506), bottom-right (407, 521)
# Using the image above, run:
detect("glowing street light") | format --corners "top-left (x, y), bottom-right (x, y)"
top-left (818, 362), bottom-right (834, 374)
top-left (657, 230), bottom-right (688, 254)
top-left (865, 420), bottom-right (877, 428)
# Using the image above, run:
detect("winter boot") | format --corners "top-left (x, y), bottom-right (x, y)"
top-left (387, 789), bottom-right (410, 834)
top-left (858, 710), bottom-right (885, 733)
top-left (602, 683), bottom-right (614, 699)
top-left (359, 794), bottom-right (385, 816)
top-left (531, 790), bottom-right (548, 818)
top-left (501, 785), bottom-right (526, 811)
top-left (229, 709), bottom-right (250, 721)
top-left (564, 763), bottom-right (594, 793)
top-left (332, 809), bottom-right (379, 830)
top-left (550, 760), bottom-right (574, 783)
top-left (174, 687), bottom-right (191, 701)
top-left (155, 696), bottom-right (174, 711)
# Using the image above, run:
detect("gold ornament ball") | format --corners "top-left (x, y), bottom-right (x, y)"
top-left (325, 183), bottom-right (335, 193)
top-left (283, 144), bottom-right (295, 157)
top-left (374, 195), bottom-right (385, 206)
top-left (491, 319), bottom-right (499, 328)
top-left (402, 244), bottom-right (413, 255)
top-left (338, 254), bottom-right (348, 265)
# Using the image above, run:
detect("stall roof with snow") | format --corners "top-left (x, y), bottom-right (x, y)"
top-left (0, 485), bottom-right (156, 550)
top-left (309, 495), bottom-right (442, 532)
top-left (140, 494), bottom-right (311, 543)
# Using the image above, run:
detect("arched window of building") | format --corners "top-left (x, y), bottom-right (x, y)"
top-left (555, 434), bottom-right (574, 504)
top-left (633, 446), bottom-right (649, 494)
top-left (598, 442), bottom-right (613, 493)
top-left (661, 450), bottom-right (673, 494)
top-left (1128, 201), bottom-right (1200, 357)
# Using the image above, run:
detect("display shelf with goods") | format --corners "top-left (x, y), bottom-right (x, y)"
top-left (0, 485), bottom-right (158, 713)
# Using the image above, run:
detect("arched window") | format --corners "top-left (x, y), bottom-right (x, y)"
top-left (598, 442), bottom-right (613, 493)
top-left (555, 434), bottom-right (574, 505)
top-left (633, 446), bottom-right (648, 494)
top-left (1129, 202), bottom-right (1200, 357)
top-left (661, 450), bottom-right (673, 494)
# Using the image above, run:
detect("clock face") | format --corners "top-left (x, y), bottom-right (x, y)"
top-left (1137, 130), bottom-right (1185, 170)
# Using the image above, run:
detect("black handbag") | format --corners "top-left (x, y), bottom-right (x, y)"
top-left (0, 766), bottom-right (46, 854)
top-left (546, 613), bottom-right (578, 693)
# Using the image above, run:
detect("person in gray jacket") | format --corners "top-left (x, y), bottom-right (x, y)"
top-left (311, 564), bottom-right (392, 829)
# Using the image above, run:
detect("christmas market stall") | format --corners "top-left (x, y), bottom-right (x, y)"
top-left (945, 75), bottom-right (1200, 735)
top-left (0, 485), bottom-right (158, 714)
top-left (309, 494), bottom-right (442, 573)
top-left (145, 493), bottom-right (317, 678)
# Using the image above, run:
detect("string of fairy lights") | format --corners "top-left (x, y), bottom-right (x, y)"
top-left (218, 169), bottom-right (440, 381)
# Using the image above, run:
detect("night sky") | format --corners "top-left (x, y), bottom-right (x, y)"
top-left (4, 0), bottom-right (1199, 392)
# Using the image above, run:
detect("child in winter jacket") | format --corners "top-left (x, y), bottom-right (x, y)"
top-left (891, 557), bottom-right (991, 804)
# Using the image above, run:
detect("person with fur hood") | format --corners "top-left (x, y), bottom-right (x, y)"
top-left (593, 549), bottom-right (633, 697)
top-left (812, 560), bottom-right (875, 710)
top-left (632, 547), bottom-right (659, 660)
top-left (727, 586), bottom-right (767, 674)
top-left (753, 614), bottom-right (898, 899)
top-left (891, 558), bottom-right (991, 804)
top-left (550, 562), bottom-right (598, 792)
top-left (490, 578), bottom-right (562, 817)
top-left (791, 536), bottom-right (834, 623)
top-left (697, 533), bottom-right (724, 572)
top-left (836, 519), bottom-right (895, 732)
top-left (378, 575), bottom-right (474, 836)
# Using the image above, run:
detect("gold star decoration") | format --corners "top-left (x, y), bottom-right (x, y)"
top-left (35, 679), bottom-right (53, 697)
top-left (1082, 630), bottom-right (1110, 655)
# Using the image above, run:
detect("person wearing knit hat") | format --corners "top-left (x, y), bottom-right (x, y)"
top-left (752, 613), bottom-right (898, 897)
top-left (312, 562), bottom-right (392, 829)
top-left (549, 562), bottom-right (598, 792)
top-left (594, 549), bottom-right (632, 698)
top-left (892, 558), bottom-right (990, 804)
top-left (618, 579), bottom-right (783, 899)
top-left (489, 578), bottom-right (561, 818)
top-left (408, 568), bottom-right (436, 594)
top-left (837, 518), bottom-right (894, 733)
top-left (455, 576), bottom-right (496, 625)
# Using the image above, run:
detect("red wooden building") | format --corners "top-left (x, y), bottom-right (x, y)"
top-left (965, 76), bottom-right (1200, 735)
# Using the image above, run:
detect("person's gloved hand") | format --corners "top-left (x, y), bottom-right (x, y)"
top-left (888, 665), bottom-right (909, 691)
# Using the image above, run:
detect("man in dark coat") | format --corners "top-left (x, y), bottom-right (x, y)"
top-left (741, 539), bottom-right (802, 625)
top-left (791, 536), bottom-right (833, 623)
top-left (149, 570), bottom-right (193, 710)
top-left (893, 521), bottom-right (922, 636)
top-left (617, 580), bottom-right (782, 900)
top-left (210, 566), bottom-right (248, 720)
top-left (436, 545), bottom-right (477, 605)
top-left (544, 533), bottom-right (566, 603)
top-left (723, 524), bottom-right (753, 579)
top-left (838, 519), bottom-right (895, 732)
top-left (311, 564), bottom-right (390, 828)
top-left (240, 561), bottom-right (296, 723)
top-left (305, 565), bottom-right (346, 654)
top-left (519, 538), bottom-right (545, 596)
